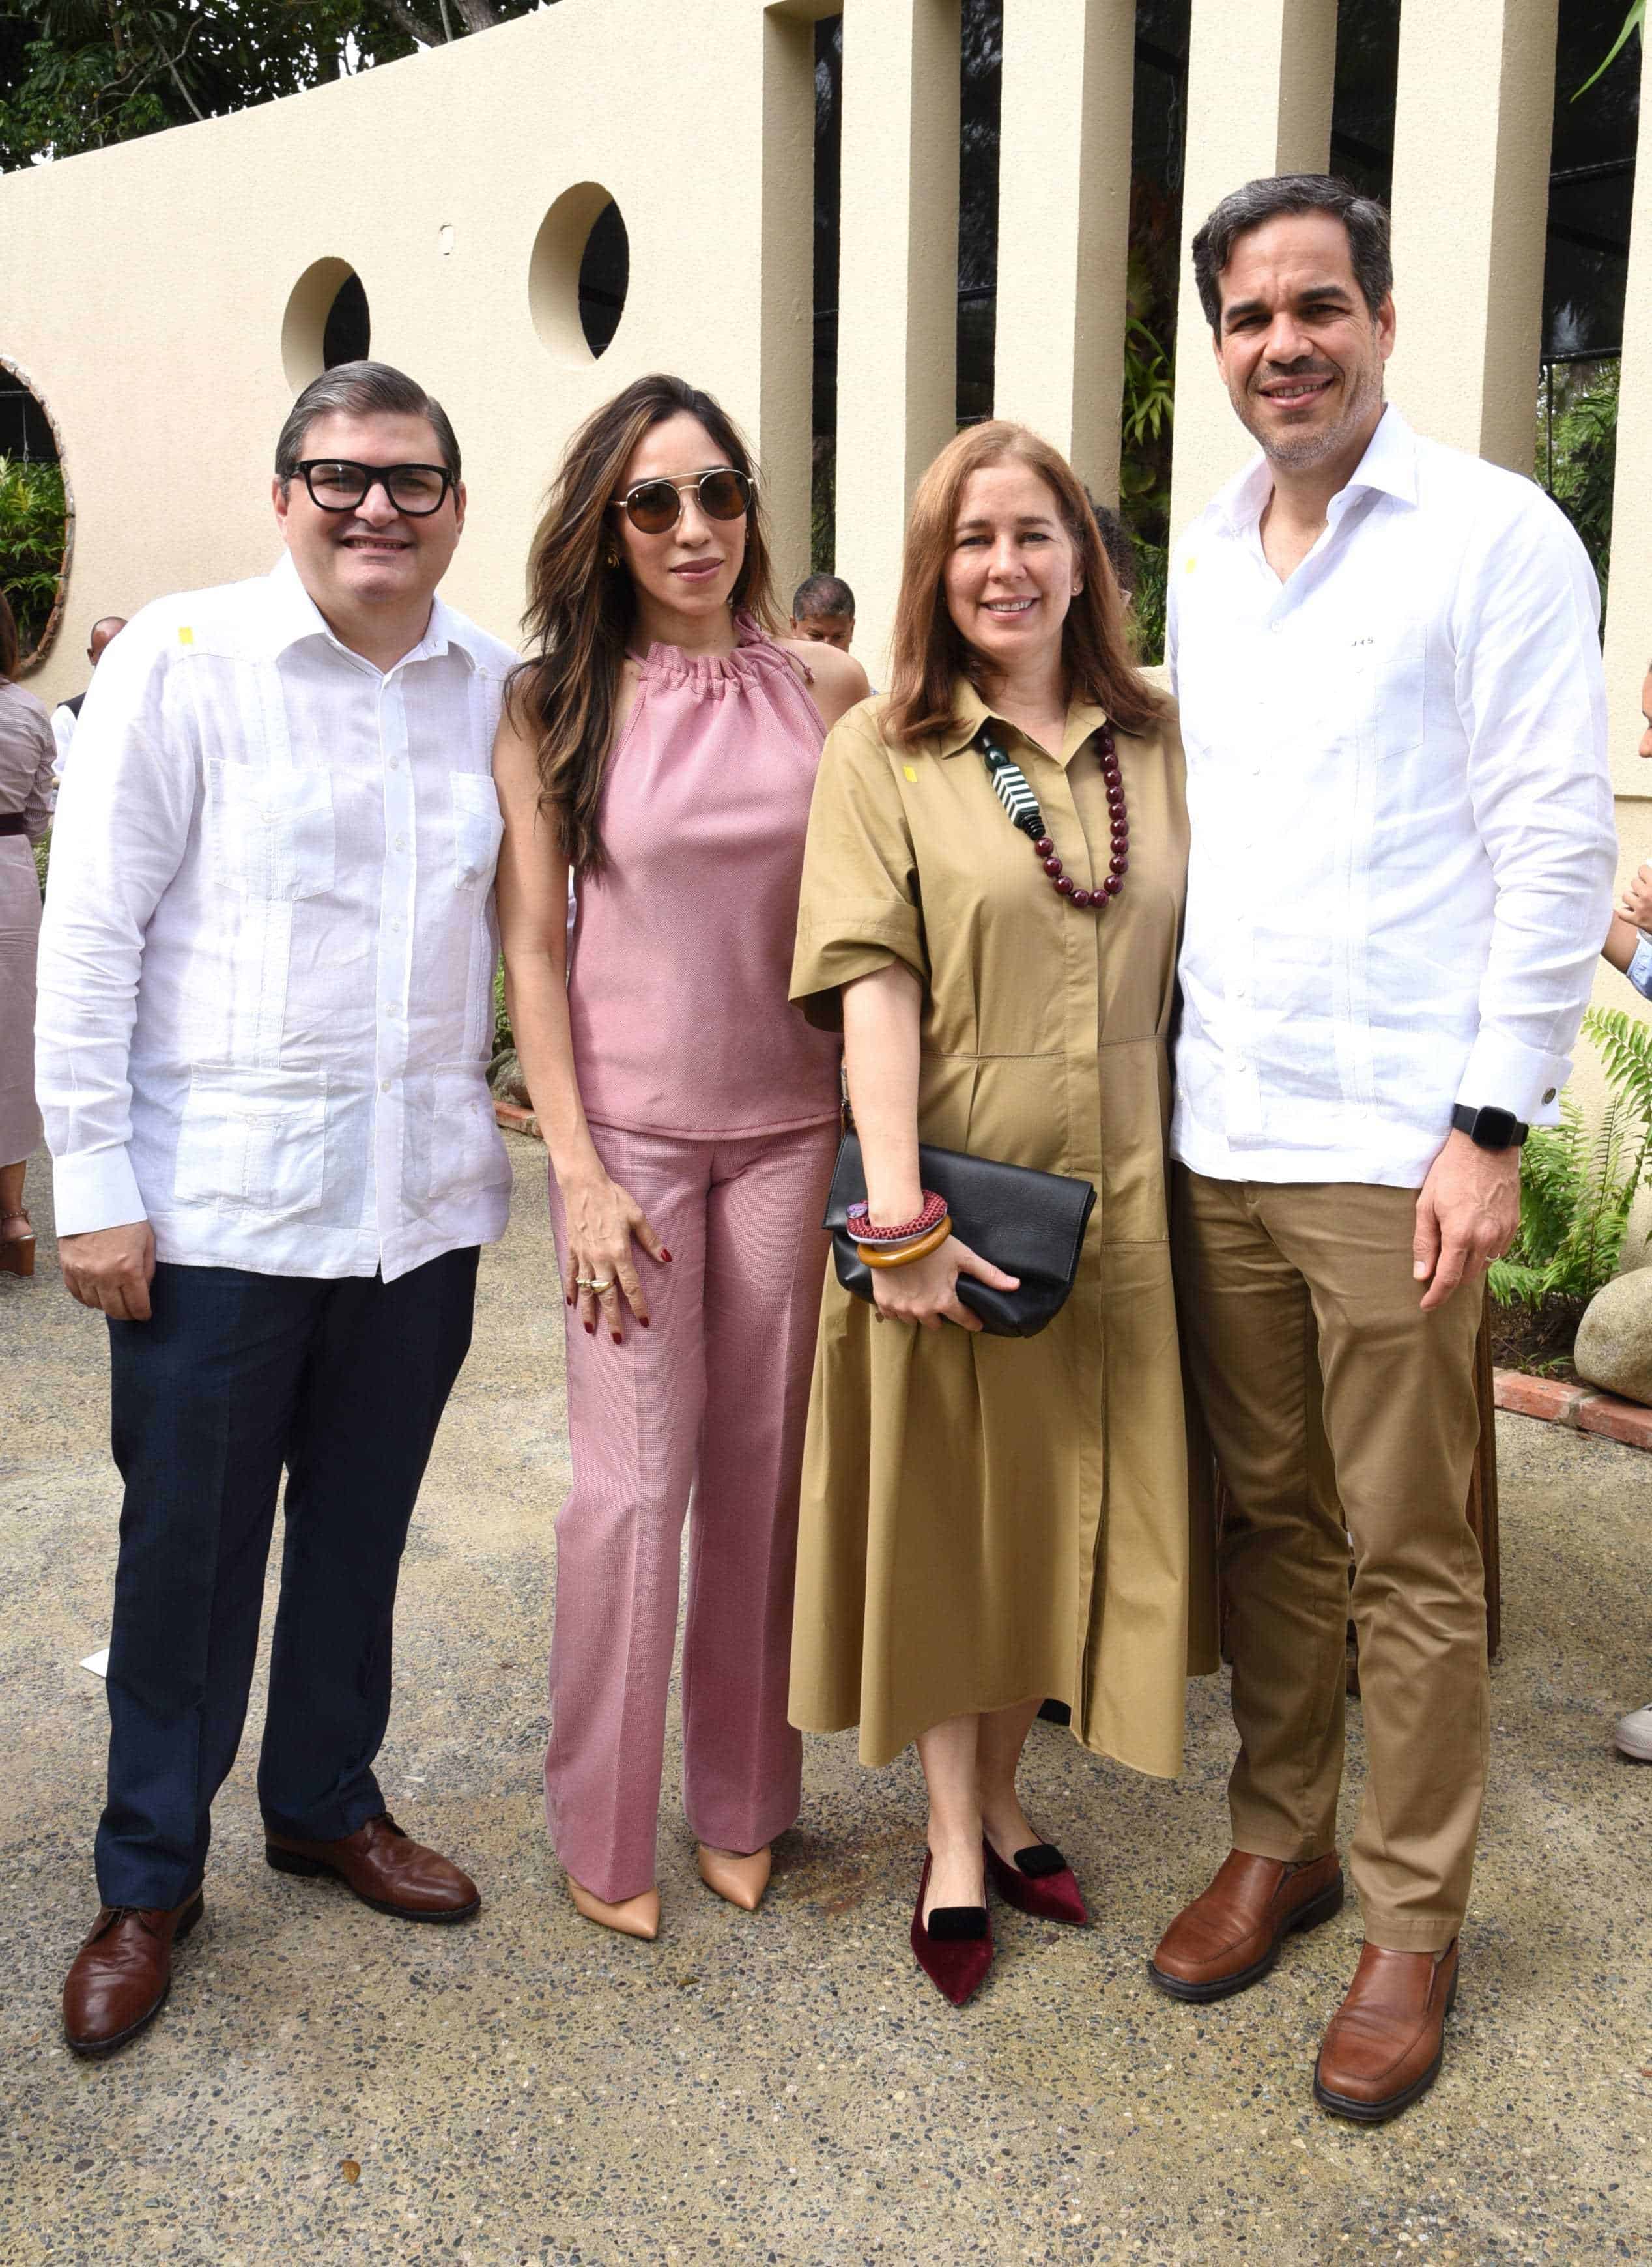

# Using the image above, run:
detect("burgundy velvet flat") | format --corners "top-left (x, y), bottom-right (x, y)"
top-left (983, 1836), bottom-right (1089, 1926)
top-left (911, 1851), bottom-right (993, 2006)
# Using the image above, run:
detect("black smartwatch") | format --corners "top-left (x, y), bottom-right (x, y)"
top-left (1450, 1103), bottom-right (1528, 1152)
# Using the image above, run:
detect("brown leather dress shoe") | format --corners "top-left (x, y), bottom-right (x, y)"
top-left (264, 1812), bottom-right (479, 1922)
top-left (62, 1890), bottom-right (205, 2057)
top-left (1148, 1849), bottom-right (1344, 2002)
top-left (1314, 1939), bottom-right (1459, 2122)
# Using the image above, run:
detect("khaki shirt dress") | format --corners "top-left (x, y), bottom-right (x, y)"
top-left (788, 681), bottom-right (1217, 1775)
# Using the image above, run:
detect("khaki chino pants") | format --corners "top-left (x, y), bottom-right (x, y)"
top-left (1171, 1168), bottom-right (1490, 1950)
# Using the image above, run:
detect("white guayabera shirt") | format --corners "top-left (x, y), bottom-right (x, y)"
top-left (1167, 405), bottom-right (1618, 1190)
top-left (36, 552), bottom-right (517, 1282)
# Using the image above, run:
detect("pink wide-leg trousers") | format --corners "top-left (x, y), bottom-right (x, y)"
top-left (545, 1117), bottom-right (838, 1903)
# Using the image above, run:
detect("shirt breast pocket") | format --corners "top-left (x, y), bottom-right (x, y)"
top-left (1352, 620), bottom-right (1427, 761)
top-left (451, 771), bottom-right (504, 891)
top-left (204, 761), bottom-right (335, 901)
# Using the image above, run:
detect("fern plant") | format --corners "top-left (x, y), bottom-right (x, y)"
top-left (1490, 1007), bottom-right (1652, 1307)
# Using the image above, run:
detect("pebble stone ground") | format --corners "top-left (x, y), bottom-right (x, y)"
top-left (1, 1139), bottom-right (1648, 2267)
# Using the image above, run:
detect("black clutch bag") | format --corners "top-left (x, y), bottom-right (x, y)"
top-left (823, 1132), bottom-right (1096, 1339)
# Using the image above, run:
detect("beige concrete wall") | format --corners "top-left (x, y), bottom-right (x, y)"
top-left (0, 0), bottom-right (814, 705)
top-left (1167, 0), bottom-right (1337, 547)
top-left (1388, 0), bottom-right (1559, 473)
top-left (995, 0), bottom-right (1135, 512)
top-left (833, 0), bottom-right (960, 681)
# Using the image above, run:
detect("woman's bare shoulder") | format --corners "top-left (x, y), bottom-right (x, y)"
top-left (776, 637), bottom-right (870, 731)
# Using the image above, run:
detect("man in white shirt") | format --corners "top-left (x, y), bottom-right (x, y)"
top-left (36, 361), bottom-right (517, 2057)
top-left (50, 614), bottom-right (127, 783)
top-left (1146, 178), bottom-right (1617, 2122)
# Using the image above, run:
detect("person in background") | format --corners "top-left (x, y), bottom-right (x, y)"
top-left (51, 615), bottom-right (127, 783)
top-left (790, 571), bottom-right (857, 653)
top-left (494, 373), bottom-right (865, 1943)
top-left (788, 420), bottom-right (1210, 2008)
top-left (0, 588), bottom-right (56, 1277)
top-left (1598, 664), bottom-right (1651, 1767)
top-left (1155, 174), bottom-right (1616, 2123)
top-left (37, 360), bottom-right (513, 2058)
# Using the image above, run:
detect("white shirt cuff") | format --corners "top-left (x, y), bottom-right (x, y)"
top-left (50, 1147), bottom-right (149, 1237)
top-left (1629, 932), bottom-right (1652, 1001)
top-left (1455, 1031), bottom-right (1570, 1127)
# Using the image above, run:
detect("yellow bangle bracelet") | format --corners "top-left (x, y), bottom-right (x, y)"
top-left (858, 1215), bottom-right (953, 1269)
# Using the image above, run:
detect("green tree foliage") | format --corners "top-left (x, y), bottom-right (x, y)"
top-left (0, 3), bottom-right (543, 171)
top-left (0, 454), bottom-right (67, 655)
top-left (1490, 1008), bottom-right (1652, 1308)
top-left (1539, 361), bottom-right (1618, 612)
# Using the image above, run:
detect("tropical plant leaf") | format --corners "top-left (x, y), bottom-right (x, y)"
top-left (1574, 0), bottom-right (1644, 99)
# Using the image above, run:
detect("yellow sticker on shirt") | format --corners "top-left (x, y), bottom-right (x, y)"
top-left (904, 765), bottom-right (918, 782)
top-left (177, 625), bottom-right (194, 644)
top-left (1182, 556), bottom-right (1196, 574)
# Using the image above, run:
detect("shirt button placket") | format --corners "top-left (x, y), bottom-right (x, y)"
top-left (375, 674), bottom-right (418, 1248)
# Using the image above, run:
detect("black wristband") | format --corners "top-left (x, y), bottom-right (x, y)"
top-left (1451, 1104), bottom-right (1528, 1151)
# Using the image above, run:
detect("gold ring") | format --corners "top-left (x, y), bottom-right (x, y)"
top-left (590, 1277), bottom-right (615, 1293)
top-left (575, 1275), bottom-right (596, 1287)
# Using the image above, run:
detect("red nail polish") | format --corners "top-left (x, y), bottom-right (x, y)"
top-left (659, 1249), bottom-right (672, 1263)
top-left (639, 1317), bottom-right (651, 1328)
top-left (612, 1332), bottom-right (623, 1345)
top-left (584, 1322), bottom-right (595, 1335)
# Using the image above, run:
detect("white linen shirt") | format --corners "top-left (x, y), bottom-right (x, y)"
top-left (1167, 405), bottom-right (1617, 1188)
top-left (36, 552), bottom-right (517, 1281)
top-left (50, 700), bottom-right (76, 786)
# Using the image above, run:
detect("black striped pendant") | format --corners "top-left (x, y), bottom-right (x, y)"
top-left (976, 722), bottom-right (1129, 912)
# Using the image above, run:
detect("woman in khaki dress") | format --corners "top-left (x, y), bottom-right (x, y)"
top-left (789, 423), bottom-right (1215, 2004)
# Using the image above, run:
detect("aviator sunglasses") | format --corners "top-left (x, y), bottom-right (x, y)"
top-left (610, 466), bottom-right (752, 535)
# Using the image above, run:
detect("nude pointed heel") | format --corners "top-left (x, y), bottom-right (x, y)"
top-left (696, 1844), bottom-right (772, 1912)
top-left (0, 1212), bottom-right (34, 1277)
top-left (566, 1874), bottom-right (660, 1941)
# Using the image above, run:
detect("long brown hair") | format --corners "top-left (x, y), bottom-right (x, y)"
top-left (0, 588), bottom-right (18, 681)
top-left (514, 373), bottom-right (781, 876)
top-left (885, 421), bottom-right (1164, 748)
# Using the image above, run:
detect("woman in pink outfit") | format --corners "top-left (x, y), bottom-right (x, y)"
top-left (494, 375), bottom-right (866, 1939)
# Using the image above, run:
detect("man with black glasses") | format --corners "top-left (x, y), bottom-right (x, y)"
top-left (36, 360), bottom-right (517, 2056)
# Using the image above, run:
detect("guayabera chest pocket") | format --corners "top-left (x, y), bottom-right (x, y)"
top-left (203, 761), bottom-right (337, 901)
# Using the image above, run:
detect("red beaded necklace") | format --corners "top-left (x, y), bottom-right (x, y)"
top-left (976, 722), bottom-right (1129, 911)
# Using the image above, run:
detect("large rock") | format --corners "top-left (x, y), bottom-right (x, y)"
top-left (487, 1048), bottom-right (531, 1107)
top-left (1574, 1268), bottom-right (1652, 1408)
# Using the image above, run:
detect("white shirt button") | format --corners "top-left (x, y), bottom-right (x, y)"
top-left (380, 1079), bottom-right (392, 1094)
top-left (394, 832), bottom-right (408, 851)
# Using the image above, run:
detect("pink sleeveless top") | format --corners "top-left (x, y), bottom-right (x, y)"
top-left (568, 615), bottom-right (843, 1137)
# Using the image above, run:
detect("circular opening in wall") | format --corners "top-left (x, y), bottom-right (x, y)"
top-left (0, 357), bottom-right (73, 672)
top-left (529, 185), bottom-right (629, 362)
top-left (281, 258), bottom-right (373, 391)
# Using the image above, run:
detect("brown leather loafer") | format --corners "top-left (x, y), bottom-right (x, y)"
top-left (265, 1812), bottom-right (479, 1922)
top-left (1148, 1849), bottom-right (1343, 2002)
top-left (1314, 1939), bottom-right (1459, 2122)
top-left (62, 1889), bottom-right (205, 2057)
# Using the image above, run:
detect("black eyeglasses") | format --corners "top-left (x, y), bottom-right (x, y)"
top-left (610, 466), bottom-right (752, 535)
top-left (294, 459), bottom-right (455, 516)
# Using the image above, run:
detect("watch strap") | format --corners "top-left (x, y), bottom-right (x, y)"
top-left (1451, 1103), bottom-right (1528, 1151)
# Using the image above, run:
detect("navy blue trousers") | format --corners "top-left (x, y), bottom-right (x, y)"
top-left (96, 1248), bottom-right (478, 1909)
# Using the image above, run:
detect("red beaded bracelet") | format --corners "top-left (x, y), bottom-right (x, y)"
top-left (847, 1190), bottom-right (947, 1242)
